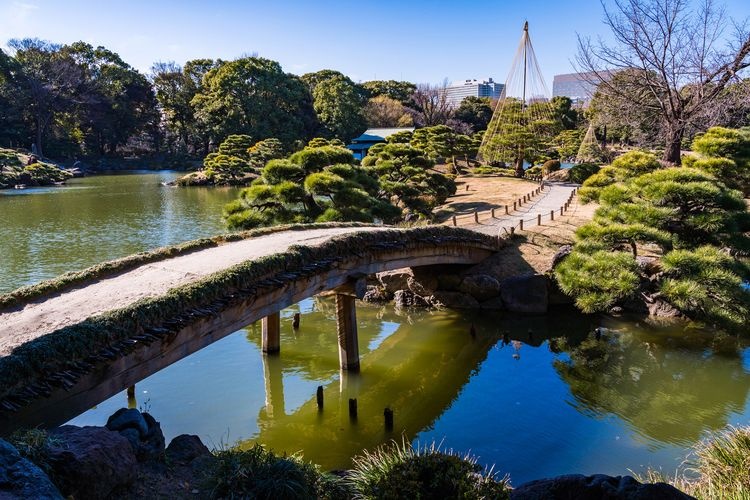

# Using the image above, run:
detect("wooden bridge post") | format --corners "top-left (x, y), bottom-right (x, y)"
top-left (262, 312), bottom-right (281, 354)
top-left (336, 294), bottom-right (360, 371)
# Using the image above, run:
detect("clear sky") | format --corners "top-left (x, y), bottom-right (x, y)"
top-left (1, 0), bottom-right (749, 88)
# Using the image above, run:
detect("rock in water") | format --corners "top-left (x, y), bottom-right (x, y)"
top-left (428, 291), bottom-right (480, 309)
top-left (0, 439), bottom-right (62, 499)
top-left (47, 426), bottom-right (136, 500)
top-left (510, 474), bottom-right (695, 499)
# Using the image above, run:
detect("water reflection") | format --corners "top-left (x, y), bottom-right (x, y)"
top-left (553, 320), bottom-right (750, 447)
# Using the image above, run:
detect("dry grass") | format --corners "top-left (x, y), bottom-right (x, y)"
top-left (433, 175), bottom-right (539, 224)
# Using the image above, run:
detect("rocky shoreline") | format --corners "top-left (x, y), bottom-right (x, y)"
top-left (1, 408), bottom-right (692, 499)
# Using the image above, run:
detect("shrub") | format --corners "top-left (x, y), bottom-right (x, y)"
top-left (659, 246), bottom-right (750, 329)
top-left (347, 440), bottom-right (509, 500)
top-left (569, 162), bottom-right (600, 184)
top-left (525, 165), bottom-right (542, 177)
top-left (554, 250), bottom-right (640, 313)
top-left (542, 159), bottom-right (561, 175)
top-left (692, 127), bottom-right (750, 160)
top-left (289, 145), bottom-right (354, 172)
top-left (639, 426), bottom-right (750, 499)
top-left (610, 150), bottom-right (660, 175)
top-left (207, 444), bottom-right (350, 500)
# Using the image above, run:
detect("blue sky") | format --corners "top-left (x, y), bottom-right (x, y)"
top-left (1, 0), bottom-right (749, 88)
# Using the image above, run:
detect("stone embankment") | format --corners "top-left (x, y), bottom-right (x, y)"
top-left (0, 408), bottom-right (693, 499)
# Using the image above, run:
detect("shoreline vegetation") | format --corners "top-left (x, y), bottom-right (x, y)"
top-left (7, 406), bottom-right (739, 498)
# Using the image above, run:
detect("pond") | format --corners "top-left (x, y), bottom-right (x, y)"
top-left (3, 172), bottom-right (749, 485)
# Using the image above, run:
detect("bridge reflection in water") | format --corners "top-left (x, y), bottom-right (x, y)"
top-left (241, 297), bottom-right (499, 469)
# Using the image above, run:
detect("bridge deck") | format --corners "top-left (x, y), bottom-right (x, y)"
top-left (0, 226), bottom-right (386, 356)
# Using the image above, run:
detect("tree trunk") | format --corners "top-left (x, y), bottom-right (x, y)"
top-left (514, 157), bottom-right (524, 178)
top-left (663, 127), bottom-right (683, 165)
top-left (35, 119), bottom-right (44, 159)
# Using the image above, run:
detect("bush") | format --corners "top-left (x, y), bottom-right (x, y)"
top-left (289, 146), bottom-right (354, 172)
top-left (525, 165), bottom-right (542, 177)
top-left (554, 250), bottom-right (640, 313)
top-left (542, 159), bottom-right (561, 175)
top-left (610, 150), bottom-right (660, 175)
top-left (208, 445), bottom-right (350, 500)
top-left (659, 246), bottom-right (750, 329)
top-left (569, 162), bottom-right (600, 184)
top-left (347, 440), bottom-right (509, 500)
top-left (640, 426), bottom-right (750, 499)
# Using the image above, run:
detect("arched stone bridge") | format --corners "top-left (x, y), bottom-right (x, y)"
top-left (0, 225), bottom-right (499, 433)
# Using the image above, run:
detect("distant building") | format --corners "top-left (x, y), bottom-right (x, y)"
top-left (443, 78), bottom-right (504, 108)
top-left (346, 127), bottom-right (415, 160)
top-left (552, 71), bottom-right (615, 104)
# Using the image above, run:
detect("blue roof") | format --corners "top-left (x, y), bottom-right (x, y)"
top-left (350, 127), bottom-right (415, 143)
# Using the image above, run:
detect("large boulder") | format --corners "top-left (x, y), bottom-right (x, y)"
top-left (428, 291), bottom-right (480, 309)
top-left (47, 426), bottom-right (136, 500)
top-left (407, 268), bottom-right (439, 296)
top-left (362, 285), bottom-right (392, 303)
top-left (0, 439), bottom-right (62, 499)
top-left (551, 245), bottom-right (573, 269)
top-left (511, 474), bottom-right (694, 499)
top-left (377, 269), bottom-right (412, 293)
top-left (458, 274), bottom-right (501, 301)
top-left (165, 435), bottom-right (211, 466)
top-left (393, 290), bottom-right (428, 308)
top-left (500, 275), bottom-right (549, 314)
top-left (106, 408), bottom-right (165, 462)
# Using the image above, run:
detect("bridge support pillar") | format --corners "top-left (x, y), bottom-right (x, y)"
top-left (262, 351), bottom-right (285, 417)
top-left (336, 294), bottom-right (360, 371)
top-left (262, 312), bottom-right (281, 354)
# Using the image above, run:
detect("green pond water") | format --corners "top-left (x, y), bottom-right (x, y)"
top-left (3, 172), bottom-right (750, 485)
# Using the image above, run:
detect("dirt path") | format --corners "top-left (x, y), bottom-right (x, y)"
top-left (0, 226), bottom-right (386, 356)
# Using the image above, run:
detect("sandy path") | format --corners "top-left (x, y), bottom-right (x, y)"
top-left (0, 226), bottom-right (386, 356)
top-left (459, 182), bottom-right (579, 235)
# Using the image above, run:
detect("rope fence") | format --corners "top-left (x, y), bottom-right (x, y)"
top-left (450, 181), bottom-right (579, 242)
top-left (451, 177), bottom-right (546, 227)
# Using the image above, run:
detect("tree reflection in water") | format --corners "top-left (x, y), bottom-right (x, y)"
top-left (552, 321), bottom-right (750, 447)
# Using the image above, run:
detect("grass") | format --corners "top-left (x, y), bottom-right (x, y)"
top-left (207, 444), bottom-right (349, 500)
top-left (346, 438), bottom-right (509, 499)
top-left (637, 426), bottom-right (750, 499)
top-left (0, 226), bottom-right (499, 411)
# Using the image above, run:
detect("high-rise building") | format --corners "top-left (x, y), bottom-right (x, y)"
top-left (443, 78), bottom-right (504, 108)
top-left (552, 71), bottom-right (615, 104)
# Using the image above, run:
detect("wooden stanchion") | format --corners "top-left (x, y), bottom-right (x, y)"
top-left (452, 216), bottom-right (457, 226)
top-left (550, 210), bottom-right (554, 221)
top-left (537, 214), bottom-right (541, 225)
top-left (474, 211), bottom-right (479, 223)
top-left (519, 220), bottom-right (524, 231)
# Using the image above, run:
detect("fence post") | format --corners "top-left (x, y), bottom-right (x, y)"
top-left (513, 201), bottom-right (517, 210)
top-left (537, 214), bottom-right (541, 225)
top-left (505, 205), bottom-right (509, 215)
top-left (560, 207), bottom-right (564, 216)
top-left (452, 215), bottom-right (457, 226)
top-left (550, 210), bottom-right (554, 221)
top-left (474, 211), bottom-right (479, 223)
top-left (491, 208), bottom-right (495, 218)
top-left (519, 220), bottom-right (524, 231)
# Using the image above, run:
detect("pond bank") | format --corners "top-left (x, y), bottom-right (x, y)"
top-left (1, 408), bottom-right (692, 499)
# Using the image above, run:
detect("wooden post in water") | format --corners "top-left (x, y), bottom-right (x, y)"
top-left (336, 294), bottom-right (360, 371)
top-left (384, 407), bottom-right (394, 431)
top-left (292, 312), bottom-right (300, 329)
top-left (127, 385), bottom-right (135, 398)
top-left (349, 398), bottom-right (358, 419)
top-left (262, 312), bottom-right (280, 354)
top-left (316, 385), bottom-right (324, 410)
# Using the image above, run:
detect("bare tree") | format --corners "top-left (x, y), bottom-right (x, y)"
top-left (409, 80), bottom-right (453, 126)
top-left (576, 0), bottom-right (750, 164)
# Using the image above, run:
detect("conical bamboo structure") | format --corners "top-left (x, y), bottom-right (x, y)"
top-left (478, 22), bottom-right (560, 176)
